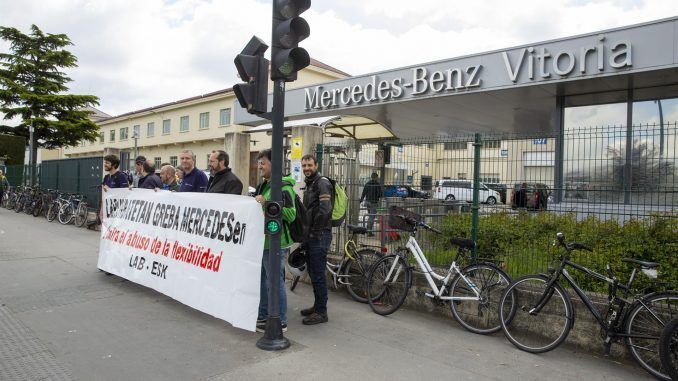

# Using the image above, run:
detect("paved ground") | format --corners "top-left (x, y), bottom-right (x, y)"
top-left (0, 210), bottom-right (654, 380)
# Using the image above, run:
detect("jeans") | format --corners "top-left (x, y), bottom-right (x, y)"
top-left (258, 248), bottom-right (288, 325)
top-left (305, 229), bottom-right (332, 315)
top-left (365, 201), bottom-right (378, 231)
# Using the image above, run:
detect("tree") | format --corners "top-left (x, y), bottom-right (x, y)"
top-left (606, 139), bottom-right (674, 191)
top-left (0, 24), bottom-right (99, 174)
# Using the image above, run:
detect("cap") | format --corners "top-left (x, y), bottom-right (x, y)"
top-left (135, 155), bottom-right (146, 164)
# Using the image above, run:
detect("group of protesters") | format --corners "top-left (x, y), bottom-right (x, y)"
top-left (101, 149), bottom-right (334, 333)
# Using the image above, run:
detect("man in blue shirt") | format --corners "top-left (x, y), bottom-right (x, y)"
top-left (102, 154), bottom-right (129, 190)
top-left (178, 149), bottom-right (208, 192)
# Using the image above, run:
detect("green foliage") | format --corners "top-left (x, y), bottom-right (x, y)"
top-left (0, 133), bottom-right (25, 165)
top-left (0, 24), bottom-right (100, 164)
top-left (429, 211), bottom-right (677, 293)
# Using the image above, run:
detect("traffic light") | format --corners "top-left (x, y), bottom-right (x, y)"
top-left (233, 36), bottom-right (270, 115)
top-left (264, 201), bottom-right (282, 235)
top-left (271, 0), bottom-right (311, 81)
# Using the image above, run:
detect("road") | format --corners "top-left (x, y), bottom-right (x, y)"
top-left (0, 210), bottom-right (654, 380)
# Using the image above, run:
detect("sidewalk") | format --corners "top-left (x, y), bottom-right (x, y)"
top-left (0, 211), bottom-right (652, 380)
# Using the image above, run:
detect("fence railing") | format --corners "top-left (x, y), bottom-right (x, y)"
top-left (321, 123), bottom-right (678, 289)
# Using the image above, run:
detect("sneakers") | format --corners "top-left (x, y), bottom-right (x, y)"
top-left (255, 318), bottom-right (287, 333)
top-left (302, 312), bottom-right (328, 325)
top-left (300, 307), bottom-right (315, 317)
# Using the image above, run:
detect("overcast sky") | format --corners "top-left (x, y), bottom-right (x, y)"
top-left (0, 0), bottom-right (677, 119)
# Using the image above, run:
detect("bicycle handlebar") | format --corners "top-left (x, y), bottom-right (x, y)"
top-left (555, 232), bottom-right (593, 252)
top-left (395, 214), bottom-right (442, 234)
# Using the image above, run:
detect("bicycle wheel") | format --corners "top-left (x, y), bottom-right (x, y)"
top-left (0, 193), bottom-right (6, 208)
top-left (659, 316), bottom-right (678, 381)
top-left (450, 262), bottom-right (514, 334)
top-left (367, 254), bottom-right (411, 315)
top-left (500, 274), bottom-right (573, 353)
top-left (24, 199), bottom-right (34, 215)
top-left (58, 205), bottom-right (73, 225)
top-left (31, 199), bottom-right (41, 217)
top-left (344, 248), bottom-right (382, 303)
top-left (625, 291), bottom-right (678, 380)
top-left (6, 194), bottom-right (15, 209)
top-left (46, 203), bottom-right (57, 221)
top-left (14, 196), bottom-right (23, 212)
top-left (74, 202), bottom-right (88, 227)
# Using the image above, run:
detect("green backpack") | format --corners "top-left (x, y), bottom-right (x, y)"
top-left (324, 177), bottom-right (347, 227)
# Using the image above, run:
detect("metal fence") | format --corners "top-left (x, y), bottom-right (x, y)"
top-left (320, 122), bottom-right (678, 286)
top-left (4, 157), bottom-right (103, 207)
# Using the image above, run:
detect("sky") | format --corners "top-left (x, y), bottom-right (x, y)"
top-left (0, 0), bottom-right (677, 120)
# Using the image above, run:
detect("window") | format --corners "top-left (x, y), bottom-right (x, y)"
top-left (457, 173), bottom-right (467, 180)
top-left (206, 154), bottom-right (210, 168)
top-left (219, 108), bottom-right (231, 126)
top-left (180, 115), bottom-right (189, 132)
top-left (481, 174), bottom-right (501, 183)
top-left (444, 141), bottom-right (467, 150)
top-left (120, 127), bottom-right (129, 140)
top-left (110, 130), bottom-right (115, 142)
top-left (81, 140), bottom-right (86, 147)
top-left (154, 157), bottom-right (161, 169)
top-left (133, 124), bottom-right (140, 139)
top-left (170, 156), bottom-right (178, 167)
top-left (484, 140), bottom-right (501, 149)
top-left (199, 112), bottom-right (209, 129)
top-left (162, 119), bottom-right (171, 135)
top-left (147, 122), bottom-right (155, 137)
top-left (99, 132), bottom-right (104, 144)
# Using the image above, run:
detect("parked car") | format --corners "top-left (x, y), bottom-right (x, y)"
top-left (383, 185), bottom-right (430, 199)
top-left (484, 183), bottom-right (508, 204)
top-left (510, 182), bottom-right (550, 210)
top-left (434, 179), bottom-right (500, 204)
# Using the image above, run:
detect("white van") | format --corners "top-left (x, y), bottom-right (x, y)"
top-left (434, 179), bottom-right (500, 204)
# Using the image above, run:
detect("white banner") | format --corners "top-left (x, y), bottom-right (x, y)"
top-left (97, 188), bottom-right (264, 331)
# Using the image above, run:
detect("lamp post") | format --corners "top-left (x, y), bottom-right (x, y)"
top-left (655, 99), bottom-right (664, 158)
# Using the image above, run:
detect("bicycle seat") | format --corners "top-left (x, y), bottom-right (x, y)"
top-left (347, 224), bottom-right (368, 235)
top-left (450, 237), bottom-right (475, 250)
top-left (622, 258), bottom-right (659, 269)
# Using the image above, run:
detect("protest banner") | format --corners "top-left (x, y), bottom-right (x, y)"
top-left (97, 188), bottom-right (264, 331)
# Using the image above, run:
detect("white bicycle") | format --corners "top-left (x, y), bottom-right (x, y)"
top-left (366, 208), bottom-right (515, 334)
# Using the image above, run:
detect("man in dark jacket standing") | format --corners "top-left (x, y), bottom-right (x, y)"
top-left (138, 162), bottom-right (162, 190)
top-left (360, 172), bottom-right (383, 236)
top-left (300, 154), bottom-right (333, 325)
top-left (206, 150), bottom-right (243, 195)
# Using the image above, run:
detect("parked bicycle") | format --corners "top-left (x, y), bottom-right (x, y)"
top-left (499, 232), bottom-right (678, 380)
top-left (57, 193), bottom-right (84, 225)
top-left (659, 316), bottom-right (678, 381)
top-left (290, 224), bottom-right (384, 303)
top-left (366, 207), bottom-right (514, 334)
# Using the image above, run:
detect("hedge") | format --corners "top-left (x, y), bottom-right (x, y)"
top-left (0, 134), bottom-right (26, 165)
top-left (426, 211), bottom-right (677, 293)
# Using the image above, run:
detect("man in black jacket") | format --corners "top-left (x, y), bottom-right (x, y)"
top-left (206, 150), bottom-right (243, 195)
top-left (300, 154), bottom-right (333, 325)
top-left (138, 162), bottom-right (162, 190)
top-left (360, 172), bottom-right (383, 236)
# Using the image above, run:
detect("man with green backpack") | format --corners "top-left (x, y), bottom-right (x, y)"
top-left (254, 149), bottom-right (296, 333)
top-left (299, 154), bottom-right (347, 325)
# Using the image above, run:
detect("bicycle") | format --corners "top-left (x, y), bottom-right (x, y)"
top-left (57, 193), bottom-right (84, 225)
top-left (290, 224), bottom-right (384, 303)
top-left (366, 207), bottom-right (514, 334)
top-left (659, 316), bottom-right (678, 381)
top-left (499, 232), bottom-right (678, 380)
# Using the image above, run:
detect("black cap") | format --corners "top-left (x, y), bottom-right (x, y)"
top-left (135, 155), bottom-right (146, 164)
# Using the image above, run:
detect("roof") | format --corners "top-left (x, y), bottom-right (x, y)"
top-left (82, 106), bottom-right (111, 121)
top-left (97, 58), bottom-right (350, 124)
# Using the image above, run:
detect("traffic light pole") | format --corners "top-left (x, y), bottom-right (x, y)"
top-left (256, 78), bottom-right (290, 351)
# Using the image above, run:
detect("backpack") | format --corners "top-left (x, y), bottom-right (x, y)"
top-left (283, 182), bottom-right (308, 243)
top-left (322, 177), bottom-right (347, 227)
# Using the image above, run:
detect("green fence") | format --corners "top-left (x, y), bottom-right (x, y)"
top-left (321, 122), bottom-right (678, 290)
top-left (4, 157), bottom-right (103, 207)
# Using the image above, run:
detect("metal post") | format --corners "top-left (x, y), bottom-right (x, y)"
top-left (133, 131), bottom-right (139, 162)
top-left (554, 96), bottom-right (565, 203)
top-left (656, 99), bottom-right (664, 158)
top-left (29, 124), bottom-right (34, 186)
top-left (470, 133), bottom-right (481, 259)
top-left (256, 78), bottom-right (290, 351)
top-left (624, 89), bottom-right (633, 204)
